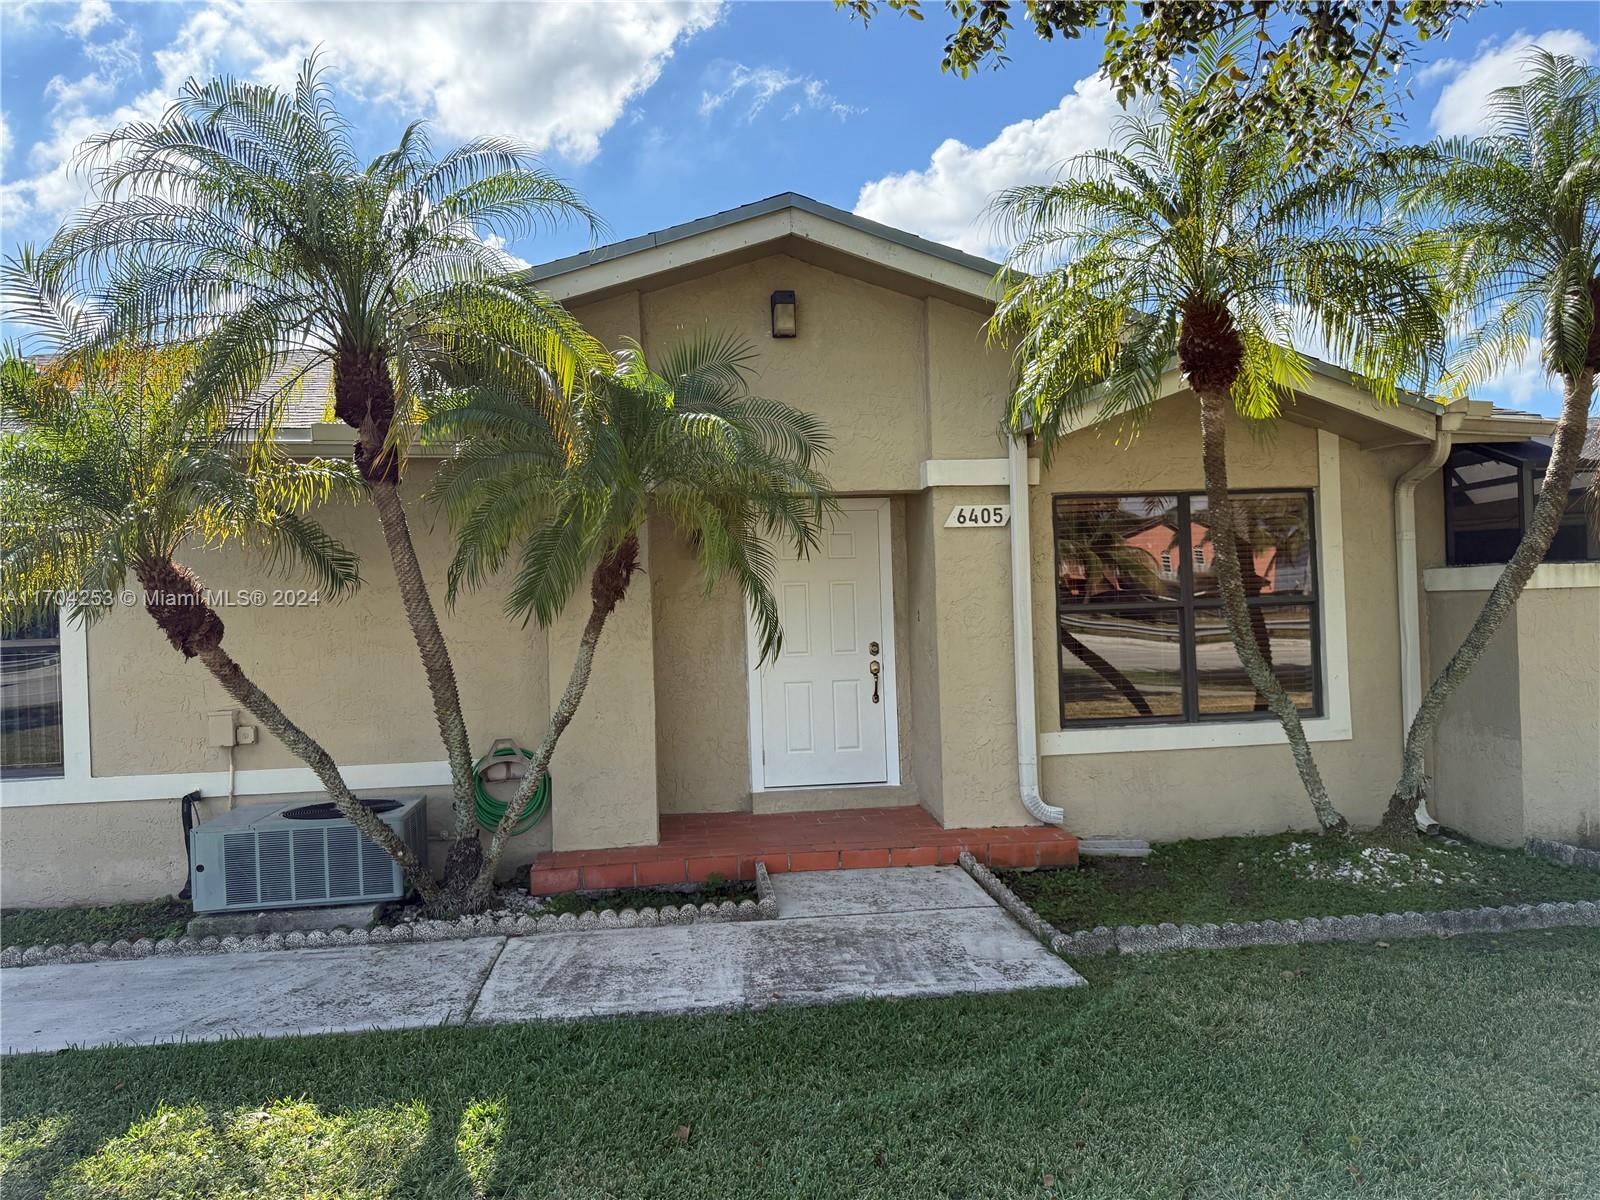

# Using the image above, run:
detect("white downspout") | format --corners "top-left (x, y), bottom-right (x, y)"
top-left (1008, 432), bottom-right (1064, 826)
top-left (1393, 411), bottom-right (1459, 831)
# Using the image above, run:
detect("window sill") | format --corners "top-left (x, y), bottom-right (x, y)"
top-left (1424, 562), bottom-right (1600, 592)
top-left (1040, 713), bottom-right (1352, 756)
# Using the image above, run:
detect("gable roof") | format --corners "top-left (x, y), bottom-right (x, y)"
top-left (523, 192), bottom-right (1004, 308)
top-left (525, 194), bottom-right (1567, 452)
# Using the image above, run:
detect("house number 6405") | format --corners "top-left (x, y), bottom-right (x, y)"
top-left (945, 504), bottom-right (1011, 528)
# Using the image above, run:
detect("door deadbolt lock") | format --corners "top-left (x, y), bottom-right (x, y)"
top-left (869, 641), bottom-right (880, 656)
top-left (869, 659), bottom-right (881, 704)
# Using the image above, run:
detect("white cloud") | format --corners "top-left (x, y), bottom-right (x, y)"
top-left (0, 113), bottom-right (11, 169)
top-left (480, 232), bottom-right (531, 272)
top-left (853, 74), bottom-right (1122, 259)
top-left (1473, 342), bottom-right (1563, 416)
top-left (217, 0), bottom-right (723, 161)
top-left (2, 0), bottom-right (722, 237)
top-left (62, 0), bottom-right (114, 39)
top-left (699, 62), bottom-right (856, 122)
top-left (1428, 29), bottom-right (1597, 136)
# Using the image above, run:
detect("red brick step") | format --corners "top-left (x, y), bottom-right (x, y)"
top-left (528, 805), bottom-right (1078, 894)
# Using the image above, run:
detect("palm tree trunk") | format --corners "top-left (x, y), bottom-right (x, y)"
top-left (1380, 367), bottom-right (1596, 834)
top-left (133, 556), bottom-right (442, 904)
top-left (368, 478), bottom-right (481, 886)
top-left (1197, 389), bottom-right (1347, 832)
top-left (1236, 532), bottom-right (1274, 712)
top-left (470, 534), bottom-right (641, 899)
top-left (196, 643), bottom-right (442, 905)
top-left (1060, 629), bottom-right (1155, 717)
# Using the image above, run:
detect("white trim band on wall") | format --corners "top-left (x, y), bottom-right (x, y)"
top-left (1424, 562), bottom-right (1600, 592)
top-left (1, 608), bottom-right (453, 809)
top-left (920, 458), bottom-right (1040, 489)
top-left (1, 759), bottom-right (452, 809)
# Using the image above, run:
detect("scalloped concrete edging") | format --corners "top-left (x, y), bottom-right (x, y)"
top-left (1527, 837), bottom-right (1600, 873)
top-left (755, 861), bottom-right (780, 916)
top-left (957, 852), bottom-right (1600, 958)
top-left (0, 883), bottom-right (779, 970)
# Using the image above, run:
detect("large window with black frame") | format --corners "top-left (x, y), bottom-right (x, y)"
top-left (1053, 492), bottom-right (1322, 727)
top-left (1443, 441), bottom-right (1599, 566)
top-left (0, 608), bottom-right (65, 778)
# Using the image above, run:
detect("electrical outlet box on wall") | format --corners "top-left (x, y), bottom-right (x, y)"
top-left (206, 711), bottom-right (237, 748)
top-left (235, 725), bottom-right (258, 745)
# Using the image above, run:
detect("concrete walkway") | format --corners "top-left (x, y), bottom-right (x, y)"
top-left (1, 867), bottom-right (1083, 1054)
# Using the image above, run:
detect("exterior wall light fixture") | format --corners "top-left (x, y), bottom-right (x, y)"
top-left (770, 290), bottom-right (797, 338)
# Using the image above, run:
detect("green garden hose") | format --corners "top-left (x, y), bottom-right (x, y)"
top-left (472, 741), bottom-right (551, 835)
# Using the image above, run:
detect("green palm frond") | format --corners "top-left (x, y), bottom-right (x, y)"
top-left (2, 275), bottom-right (364, 627)
top-left (42, 50), bottom-right (608, 465)
top-left (1394, 50), bottom-right (1600, 389)
top-left (428, 334), bottom-right (832, 663)
top-left (990, 49), bottom-right (1450, 446)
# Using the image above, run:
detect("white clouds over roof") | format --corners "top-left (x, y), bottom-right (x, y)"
top-left (1, 0), bottom-right (725, 237)
top-left (852, 74), bottom-right (1121, 259)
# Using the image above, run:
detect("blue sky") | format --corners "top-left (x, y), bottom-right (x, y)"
top-left (1, 0), bottom-right (1595, 414)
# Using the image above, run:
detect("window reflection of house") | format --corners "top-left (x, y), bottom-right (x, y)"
top-left (1054, 492), bottom-right (1320, 726)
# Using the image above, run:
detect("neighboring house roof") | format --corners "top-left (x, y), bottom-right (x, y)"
top-left (257, 357), bottom-right (333, 429)
top-left (523, 192), bottom-right (1004, 309)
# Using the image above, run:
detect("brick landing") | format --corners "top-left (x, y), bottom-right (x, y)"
top-left (528, 806), bottom-right (1079, 894)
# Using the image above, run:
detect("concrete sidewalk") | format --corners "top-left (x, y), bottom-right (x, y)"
top-left (1, 867), bottom-right (1083, 1054)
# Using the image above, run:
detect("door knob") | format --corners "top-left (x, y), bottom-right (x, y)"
top-left (869, 659), bottom-right (881, 704)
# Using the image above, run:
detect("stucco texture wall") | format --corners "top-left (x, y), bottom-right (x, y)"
top-left (1428, 581), bottom-right (1600, 847)
top-left (84, 461), bottom-right (549, 778)
top-left (627, 254), bottom-right (1009, 491)
top-left (1518, 586), bottom-right (1600, 845)
top-left (1030, 397), bottom-right (1411, 839)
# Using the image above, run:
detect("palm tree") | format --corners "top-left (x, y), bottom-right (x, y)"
top-left (990, 43), bottom-right (1443, 832)
top-left (0, 316), bottom-right (442, 904)
top-left (1380, 51), bottom-right (1599, 834)
top-left (426, 334), bottom-right (832, 901)
top-left (40, 55), bottom-right (605, 893)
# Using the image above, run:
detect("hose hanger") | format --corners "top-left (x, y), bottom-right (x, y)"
top-left (472, 738), bottom-right (551, 835)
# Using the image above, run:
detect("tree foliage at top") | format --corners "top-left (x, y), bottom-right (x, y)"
top-left (989, 37), bottom-right (1445, 448)
top-left (839, 0), bottom-right (1478, 161)
top-left (37, 53), bottom-right (604, 483)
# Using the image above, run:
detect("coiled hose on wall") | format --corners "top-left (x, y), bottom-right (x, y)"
top-left (473, 740), bottom-right (551, 835)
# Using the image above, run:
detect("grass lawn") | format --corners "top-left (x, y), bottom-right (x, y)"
top-left (0, 899), bottom-right (190, 952)
top-left (3, 929), bottom-right (1597, 1198)
top-left (1002, 831), bottom-right (1600, 932)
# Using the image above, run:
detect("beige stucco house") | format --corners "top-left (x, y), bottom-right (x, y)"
top-left (3, 194), bottom-right (1597, 907)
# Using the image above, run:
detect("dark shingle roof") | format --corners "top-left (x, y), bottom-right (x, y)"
top-left (523, 192), bottom-right (1004, 286)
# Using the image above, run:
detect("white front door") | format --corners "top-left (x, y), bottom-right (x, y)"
top-left (754, 502), bottom-right (894, 788)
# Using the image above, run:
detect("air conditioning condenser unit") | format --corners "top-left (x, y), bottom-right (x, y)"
top-left (190, 796), bottom-right (427, 913)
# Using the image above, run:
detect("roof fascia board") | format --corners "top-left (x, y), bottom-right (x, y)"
top-left (528, 193), bottom-right (1001, 304)
top-left (787, 209), bottom-right (997, 301)
top-left (1044, 363), bottom-right (1442, 444)
top-left (536, 209), bottom-right (798, 303)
